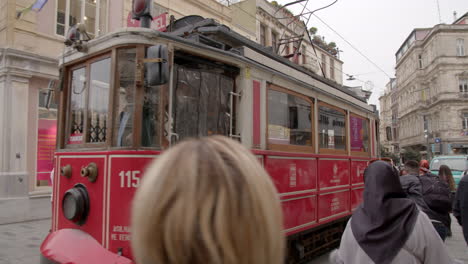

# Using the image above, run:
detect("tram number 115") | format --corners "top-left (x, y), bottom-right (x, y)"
top-left (119, 170), bottom-right (141, 188)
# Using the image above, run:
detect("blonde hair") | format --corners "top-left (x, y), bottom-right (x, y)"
top-left (131, 136), bottom-right (285, 264)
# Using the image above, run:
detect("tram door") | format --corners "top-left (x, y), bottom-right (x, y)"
top-left (171, 55), bottom-right (238, 143)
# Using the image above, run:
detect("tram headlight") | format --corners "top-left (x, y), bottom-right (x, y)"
top-left (62, 184), bottom-right (90, 226)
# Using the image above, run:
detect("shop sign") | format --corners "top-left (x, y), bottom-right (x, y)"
top-left (126, 12), bottom-right (167, 31)
top-left (37, 119), bottom-right (57, 185)
top-left (68, 133), bottom-right (83, 144)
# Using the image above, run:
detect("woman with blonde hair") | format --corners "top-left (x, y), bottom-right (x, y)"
top-left (131, 136), bottom-right (285, 264)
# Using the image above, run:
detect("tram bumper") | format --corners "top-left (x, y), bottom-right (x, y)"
top-left (40, 229), bottom-right (132, 264)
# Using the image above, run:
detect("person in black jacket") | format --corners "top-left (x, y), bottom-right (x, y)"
top-left (453, 173), bottom-right (468, 245)
top-left (400, 160), bottom-right (452, 241)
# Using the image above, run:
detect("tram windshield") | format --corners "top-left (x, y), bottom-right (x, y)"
top-left (61, 45), bottom-right (239, 150)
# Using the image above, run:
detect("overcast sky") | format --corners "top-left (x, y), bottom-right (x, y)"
top-left (275, 0), bottom-right (468, 108)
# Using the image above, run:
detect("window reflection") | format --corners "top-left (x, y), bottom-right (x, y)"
top-left (268, 89), bottom-right (312, 146)
top-left (68, 67), bottom-right (86, 144)
top-left (319, 105), bottom-right (346, 150)
top-left (87, 58), bottom-right (111, 143)
top-left (114, 49), bottom-right (136, 147)
top-left (350, 115), bottom-right (369, 152)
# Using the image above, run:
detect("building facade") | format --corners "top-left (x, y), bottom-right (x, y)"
top-left (379, 78), bottom-right (397, 155)
top-left (389, 12), bottom-right (468, 158)
top-left (0, 0), bottom-right (346, 198)
top-left (250, 0), bottom-right (343, 84)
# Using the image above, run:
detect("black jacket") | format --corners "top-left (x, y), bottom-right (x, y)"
top-left (453, 174), bottom-right (468, 245)
top-left (400, 174), bottom-right (451, 228)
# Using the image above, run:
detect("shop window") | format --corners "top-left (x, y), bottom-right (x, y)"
top-left (350, 114), bottom-right (369, 154)
top-left (268, 85), bottom-right (313, 152)
top-left (56, 0), bottom-right (107, 38)
top-left (67, 56), bottom-right (111, 146)
top-left (318, 103), bottom-right (346, 153)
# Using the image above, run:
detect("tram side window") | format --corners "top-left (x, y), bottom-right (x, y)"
top-left (113, 49), bottom-right (136, 147)
top-left (268, 87), bottom-right (312, 151)
top-left (141, 62), bottom-right (161, 148)
top-left (318, 104), bottom-right (346, 152)
top-left (68, 67), bottom-right (86, 144)
top-left (350, 114), bottom-right (369, 154)
top-left (87, 58), bottom-right (111, 143)
top-left (173, 65), bottom-right (233, 140)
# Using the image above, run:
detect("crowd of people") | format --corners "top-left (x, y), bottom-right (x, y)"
top-left (129, 136), bottom-right (468, 264)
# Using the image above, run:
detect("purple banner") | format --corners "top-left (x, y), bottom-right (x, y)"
top-left (350, 116), bottom-right (364, 151)
top-left (32, 0), bottom-right (48, 11)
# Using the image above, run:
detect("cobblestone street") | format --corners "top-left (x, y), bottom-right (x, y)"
top-left (0, 219), bottom-right (50, 264)
top-left (0, 197), bottom-right (467, 264)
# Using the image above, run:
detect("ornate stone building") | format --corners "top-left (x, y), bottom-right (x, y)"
top-left (250, 0), bottom-right (343, 84)
top-left (379, 78), bottom-right (398, 155)
top-left (388, 12), bottom-right (468, 158)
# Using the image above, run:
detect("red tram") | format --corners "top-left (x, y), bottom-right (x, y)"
top-left (40, 14), bottom-right (378, 264)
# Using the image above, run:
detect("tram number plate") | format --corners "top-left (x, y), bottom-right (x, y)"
top-left (119, 170), bottom-right (141, 188)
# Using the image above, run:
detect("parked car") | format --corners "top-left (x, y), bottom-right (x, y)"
top-left (430, 155), bottom-right (468, 187)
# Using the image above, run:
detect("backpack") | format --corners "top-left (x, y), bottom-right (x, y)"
top-left (418, 174), bottom-right (452, 214)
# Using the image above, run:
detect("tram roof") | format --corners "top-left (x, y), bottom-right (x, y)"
top-left (61, 24), bottom-right (376, 115)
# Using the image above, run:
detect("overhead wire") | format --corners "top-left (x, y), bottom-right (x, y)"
top-left (226, 1), bottom-right (365, 84)
top-left (311, 13), bottom-right (393, 79)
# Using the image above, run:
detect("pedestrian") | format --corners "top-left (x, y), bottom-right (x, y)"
top-left (439, 164), bottom-right (457, 237)
top-left (419, 159), bottom-right (431, 176)
top-left (131, 136), bottom-right (285, 264)
top-left (439, 165), bottom-right (457, 192)
top-left (453, 173), bottom-right (468, 245)
top-left (329, 161), bottom-right (454, 264)
top-left (401, 160), bottom-right (452, 241)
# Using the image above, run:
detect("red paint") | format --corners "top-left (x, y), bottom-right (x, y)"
top-left (351, 187), bottom-right (364, 210)
top-left (107, 155), bottom-right (157, 259)
top-left (265, 157), bottom-right (317, 195)
top-left (317, 159), bottom-right (350, 190)
top-left (318, 190), bottom-right (349, 222)
top-left (350, 160), bottom-right (367, 185)
top-left (48, 149), bottom-right (371, 260)
top-left (37, 119), bottom-right (57, 184)
top-left (56, 156), bottom-right (106, 244)
top-left (282, 195), bottom-right (316, 231)
top-left (127, 12), bottom-right (167, 32)
top-left (41, 229), bottom-right (132, 264)
top-left (252, 80), bottom-right (261, 147)
top-left (133, 0), bottom-right (146, 14)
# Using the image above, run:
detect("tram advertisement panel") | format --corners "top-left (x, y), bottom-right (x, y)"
top-left (107, 155), bottom-right (157, 258)
top-left (318, 159), bottom-right (349, 189)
